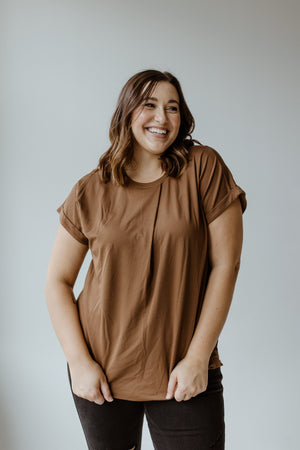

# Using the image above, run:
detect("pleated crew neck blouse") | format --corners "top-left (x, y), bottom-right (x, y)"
top-left (57, 144), bottom-right (247, 401)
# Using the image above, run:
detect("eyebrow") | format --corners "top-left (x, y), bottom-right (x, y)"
top-left (145, 97), bottom-right (180, 106)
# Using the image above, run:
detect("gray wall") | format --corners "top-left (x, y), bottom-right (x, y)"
top-left (1, 0), bottom-right (299, 449)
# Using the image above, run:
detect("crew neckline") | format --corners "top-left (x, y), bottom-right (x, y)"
top-left (127, 171), bottom-right (168, 189)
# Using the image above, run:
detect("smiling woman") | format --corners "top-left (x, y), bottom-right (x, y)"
top-left (97, 69), bottom-right (202, 185)
top-left (46, 68), bottom-right (247, 450)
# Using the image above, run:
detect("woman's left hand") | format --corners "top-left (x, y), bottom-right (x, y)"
top-left (165, 356), bottom-right (209, 402)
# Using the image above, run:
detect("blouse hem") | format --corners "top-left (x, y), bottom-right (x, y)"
top-left (111, 364), bottom-right (224, 402)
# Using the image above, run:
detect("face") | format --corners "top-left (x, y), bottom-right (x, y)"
top-left (130, 81), bottom-right (181, 159)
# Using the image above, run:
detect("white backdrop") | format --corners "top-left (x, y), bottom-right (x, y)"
top-left (1, 1), bottom-right (299, 449)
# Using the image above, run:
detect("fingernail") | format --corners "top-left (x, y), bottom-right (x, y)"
top-left (165, 393), bottom-right (172, 399)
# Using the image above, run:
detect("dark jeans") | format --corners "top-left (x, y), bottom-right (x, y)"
top-left (67, 363), bottom-right (225, 450)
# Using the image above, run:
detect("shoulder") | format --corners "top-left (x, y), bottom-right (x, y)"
top-left (188, 144), bottom-right (226, 174)
top-left (73, 167), bottom-right (100, 200)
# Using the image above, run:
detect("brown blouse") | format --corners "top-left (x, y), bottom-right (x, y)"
top-left (57, 144), bottom-right (247, 401)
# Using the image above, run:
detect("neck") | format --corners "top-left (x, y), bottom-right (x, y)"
top-left (129, 149), bottom-right (163, 175)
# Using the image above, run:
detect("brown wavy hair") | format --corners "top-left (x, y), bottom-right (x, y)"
top-left (98, 69), bottom-right (202, 185)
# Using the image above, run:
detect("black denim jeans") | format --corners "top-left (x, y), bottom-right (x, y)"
top-left (67, 363), bottom-right (225, 450)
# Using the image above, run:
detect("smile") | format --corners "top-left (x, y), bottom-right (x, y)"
top-left (146, 127), bottom-right (169, 136)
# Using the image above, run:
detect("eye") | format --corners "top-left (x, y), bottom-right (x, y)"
top-left (167, 106), bottom-right (179, 112)
top-left (143, 103), bottom-right (179, 112)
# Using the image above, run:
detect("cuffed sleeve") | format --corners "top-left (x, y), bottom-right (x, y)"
top-left (198, 146), bottom-right (247, 224)
top-left (56, 182), bottom-right (89, 246)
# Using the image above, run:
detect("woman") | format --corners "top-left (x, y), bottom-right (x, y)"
top-left (45, 69), bottom-right (247, 450)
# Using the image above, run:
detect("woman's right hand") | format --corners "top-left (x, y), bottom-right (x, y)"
top-left (68, 358), bottom-right (114, 405)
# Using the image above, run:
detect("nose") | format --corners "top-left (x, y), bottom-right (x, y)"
top-left (154, 106), bottom-right (167, 123)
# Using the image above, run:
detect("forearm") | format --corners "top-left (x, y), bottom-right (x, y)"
top-left (185, 264), bottom-right (240, 364)
top-left (45, 281), bottom-right (93, 366)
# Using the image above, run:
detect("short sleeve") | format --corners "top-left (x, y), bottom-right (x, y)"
top-left (56, 182), bottom-right (89, 246)
top-left (198, 146), bottom-right (247, 224)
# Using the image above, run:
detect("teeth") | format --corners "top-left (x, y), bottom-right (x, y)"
top-left (147, 127), bottom-right (168, 135)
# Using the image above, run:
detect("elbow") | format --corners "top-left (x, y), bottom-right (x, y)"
top-left (211, 258), bottom-right (241, 279)
top-left (45, 281), bottom-right (56, 306)
top-left (44, 278), bottom-right (72, 305)
top-left (234, 259), bottom-right (241, 278)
